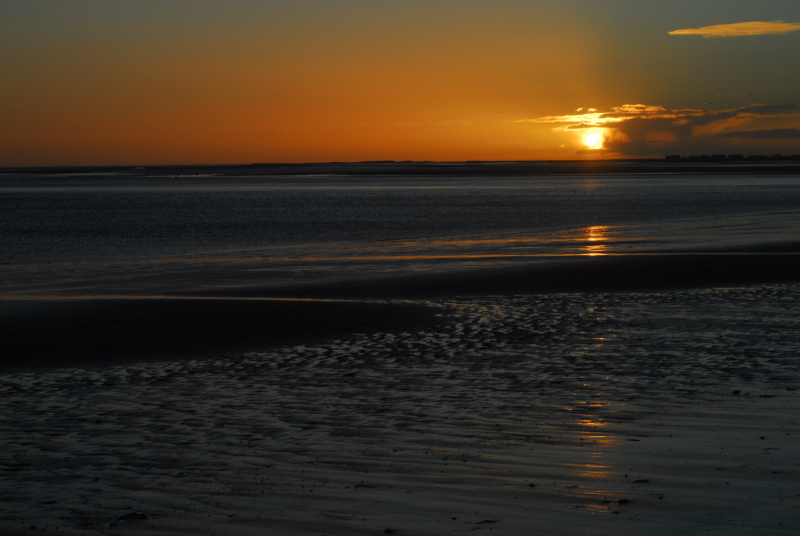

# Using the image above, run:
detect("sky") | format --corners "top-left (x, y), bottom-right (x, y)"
top-left (1, 0), bottom-right (799, 165)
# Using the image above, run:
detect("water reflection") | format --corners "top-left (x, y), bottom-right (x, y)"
top-left (184, 223), bottom-right (618, 265)
top-left (6, 212), bottom-right (798, 299)
top-left (582, 225), bottom-right (609, 256)
top-left (550, 393), bottom-right (633, 513)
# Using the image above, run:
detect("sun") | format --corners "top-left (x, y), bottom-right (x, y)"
top-left (584, 133), bottom-right (604, 150)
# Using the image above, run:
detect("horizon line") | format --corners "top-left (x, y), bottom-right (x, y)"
top-left (5, 155), bottom-right (800, 172)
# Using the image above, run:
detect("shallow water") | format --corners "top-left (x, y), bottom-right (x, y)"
top-left (3, 211), bottom-right (799, 299)
top-left (3, 174), bottom-right (800, 263)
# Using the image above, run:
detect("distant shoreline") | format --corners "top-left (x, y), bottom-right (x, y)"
top-left (2, 158), bottom-right (800, 177)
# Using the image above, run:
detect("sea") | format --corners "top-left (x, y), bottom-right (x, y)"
top-left (2, 170), bottom-right (800, 265)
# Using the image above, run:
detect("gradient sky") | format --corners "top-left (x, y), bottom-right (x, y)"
top-left (2, 0), bottom-right (799, 165)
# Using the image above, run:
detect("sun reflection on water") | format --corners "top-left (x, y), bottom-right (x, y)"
top-left (583, 225), bottom-right (609, 256)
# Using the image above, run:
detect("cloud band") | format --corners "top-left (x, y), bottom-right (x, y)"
top-left (518, 103), bottom-right (800, 156)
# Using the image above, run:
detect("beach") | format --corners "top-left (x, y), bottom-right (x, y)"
top-left (1, 285), bottom-right (799, 535)
top-left (1, 168), bottom-right (800, 534)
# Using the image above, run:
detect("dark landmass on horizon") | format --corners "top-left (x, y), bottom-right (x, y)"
top-left (2, 155), bottom-right (800, 178)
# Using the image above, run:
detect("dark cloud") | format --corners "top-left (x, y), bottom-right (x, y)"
top-left (739, 104), bottom-right (800, 116)
top-left (688, 104), bottom-right (800, 127)
top-left (716, 128), bottom-right (800, 139)
top-left (601, 117), bottom-right (690, 155)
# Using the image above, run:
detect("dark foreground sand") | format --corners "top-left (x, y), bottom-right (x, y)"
top-left (1, 214), bottom-right (799, 535)
top-left (0, 299), bottom-right (439, 371)
top-left (1, 283), bottom-right (799, 535)
top-left (3, 244), bottom-right (800, 371)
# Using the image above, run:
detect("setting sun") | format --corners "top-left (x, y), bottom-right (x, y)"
top-left (584, 133), bottom-right (604, 150)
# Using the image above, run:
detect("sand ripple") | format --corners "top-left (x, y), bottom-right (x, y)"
top-left (1, 284), bottom-right (799, 534)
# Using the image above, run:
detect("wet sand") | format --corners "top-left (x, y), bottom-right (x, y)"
top-left (1, 285), bottom-right (799, 534)
top-left (2, 244), bottom-right (800, 371)
top-left (1, 212), bottom-right (799, 534)
top-left (246, 250), bottom-right (800, 299)
top-left (0, 299), bottom-right (439, 371)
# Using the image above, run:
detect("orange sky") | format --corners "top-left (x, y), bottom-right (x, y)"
top-left (2, 1), bottom-right (799, 165)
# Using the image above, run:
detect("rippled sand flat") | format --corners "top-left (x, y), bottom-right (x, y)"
top-left (2, 284), bottom-right (798, 535)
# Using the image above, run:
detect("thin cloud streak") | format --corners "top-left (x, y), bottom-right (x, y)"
top-left (512, 105), bottom-right (671, 129)
top-left (669, 21), bottom-right (800, 38)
